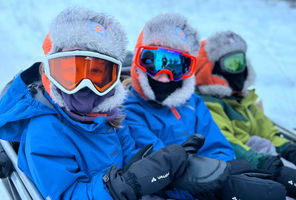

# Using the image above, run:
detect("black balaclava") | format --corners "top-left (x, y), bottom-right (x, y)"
top-left (147, 75), bottom-right (183, 103)
top-left (212, 61), bottom-right (248, 93)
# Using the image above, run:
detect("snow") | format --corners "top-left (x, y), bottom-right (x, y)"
top-left (0, 0), bottom-right (295, 198)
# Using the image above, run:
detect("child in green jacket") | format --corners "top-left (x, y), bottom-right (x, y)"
top-left (195, 31), bottom-right (296, 198)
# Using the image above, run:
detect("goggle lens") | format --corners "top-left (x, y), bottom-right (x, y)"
top-left (137, 47), bottom-right (195, 81)
top-left (49, 56), bottom-right (119, 93)
top-left (222, 53), bottom-right (246, 73)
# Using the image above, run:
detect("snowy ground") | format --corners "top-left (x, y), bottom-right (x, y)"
top-left (0, 0), bottom-right (295, 199)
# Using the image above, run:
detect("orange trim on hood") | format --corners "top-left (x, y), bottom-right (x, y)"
top-left (131, 30), bottom-right (148, 99)
top-left (42, 33), bottom-right (52, 55)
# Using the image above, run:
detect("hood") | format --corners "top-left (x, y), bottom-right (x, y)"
top-left (41, 8), bottom-right (127, 111)
top-left (131, 14), bottom-right (200, 107)
top-left (195, 31), bottom-right (256, 98)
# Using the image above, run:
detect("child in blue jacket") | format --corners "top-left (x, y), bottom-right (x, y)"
top-left (123, 14), bottom-right (286, 200)
top-left (0, 8), bottom-right (193, 200)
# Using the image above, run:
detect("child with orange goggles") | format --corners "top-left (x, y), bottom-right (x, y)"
top-left (43, 51), bottom-right (121, 96)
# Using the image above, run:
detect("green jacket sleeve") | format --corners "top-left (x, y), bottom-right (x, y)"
top-left (248, 103), bottom-right (289, 148)
top-left (205, 101), bottom-right (271, 168)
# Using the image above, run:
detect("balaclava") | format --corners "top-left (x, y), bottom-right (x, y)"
top-left (131, 14), bottom-right (200, 107)
top-left (195, 31), bottom-right (256, 98)
top-left (41, 8), bottom-right (127, 121)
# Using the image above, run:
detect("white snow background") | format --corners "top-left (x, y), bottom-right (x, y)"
top-left (0, 0), bottom-right (295, 199)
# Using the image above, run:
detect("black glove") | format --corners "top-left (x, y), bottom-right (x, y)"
top-left (259, 155), bottom-right (296, 198)
top-left (103, 144), bottom-right (188, 200)
top-left (172, 134), bottom-right (231, 197)
top-left (221, 174), bottom-right (286, 200)
top-left (280, 143), bottom-right (296, 165)
top-left (0, 144), bottom-right (14, 178)
top-left (181, 133), bottom-right (205, 154)
top-left (217, 159), bottom-right (285, 200)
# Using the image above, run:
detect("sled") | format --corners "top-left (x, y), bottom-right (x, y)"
top-left (0, 140), bottom-right (43, 200)
top-left (273, 121), bottom-right (296, 143)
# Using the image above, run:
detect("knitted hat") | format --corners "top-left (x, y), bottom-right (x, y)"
top-left (42, 8), bottom-right (127, 112)
top-left (195, 31), bottom-right (255, 97)
top-left (131, 14), bottom-right (200, 107)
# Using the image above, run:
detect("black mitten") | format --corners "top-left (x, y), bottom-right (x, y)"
top-left (103, 144), bottom-right (188, 200)
top-left (259, 155), bottom-right (283, 180)
top-left (218, 159), bottom-right (286, 200)
top-left (172, 134), bottom-right (230, 197)
top-left (221, 174), bottom-right (286, 200)
top-left (280, 143), bottom-right (296, 165)
top-left (173, 155), bottom-right (230, 196)
top-left (181, 134), bottom-right (205, 154)
top-left (259, 155), bottom-right (296, 198)
top-left (0, 144), bottom-right (14, 178)
top-left (277, 166), bottom-right (296, 198)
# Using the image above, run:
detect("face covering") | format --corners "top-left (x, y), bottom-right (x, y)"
top-left (61, 87), bottom-right (115, 114)
top-left (60, 88), bottom-right (117, 122)
top-left (213, 61), bottom-right (248, 93)
top-left (147, 75), bottom-right (183, 102)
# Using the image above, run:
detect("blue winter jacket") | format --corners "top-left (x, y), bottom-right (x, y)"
top-left (0, 64), bottom-right (137, 200)
top-left (123, 88), bottom-right (235, 161)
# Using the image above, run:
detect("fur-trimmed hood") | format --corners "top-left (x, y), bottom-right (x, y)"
top-left (131, 14), bottom-right (200, 107)
top-left (195, 31), bottom-right (255, 98)
top-left (41, 8), bottom-right (128, 112)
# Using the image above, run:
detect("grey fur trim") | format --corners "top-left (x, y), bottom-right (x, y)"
top-left (92, 82), bottom-right (127, 112)
top-left (49, 82), bottom-right (126, 113)
top-left (243, 59), bottom-right (256, 90)
top-left (197, 61), bottom-right (255, 98)
top-left (143, 14), bottom-right (200, 56)
top-left (137, 68), bottom-right (156, 100)
top-left (198, 85), bottom-right (232, 98)
top-left (162, 76), bottom-right (195, 107)
top-left (49, 8), bottom-right (127, 62)
top-left (137, 68), bottom-right (195, 107)
top-left (205, 31), bottom-right (247, 63)
top-left (50, 84), bottom-right (67, 108)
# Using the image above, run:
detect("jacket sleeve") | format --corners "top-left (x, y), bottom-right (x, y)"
top-left (205, 101), bottom-right (270, 168)
top-left (116, 120), bottom-right (141, 165)
top-left (195, 99), bottom-right (235, 161)
top-left (124, 107), bottom-right (166, 151)
top-left (248, 103), bottom-right (289, 148)
top-left (24, 118), bottom-right (113, 200)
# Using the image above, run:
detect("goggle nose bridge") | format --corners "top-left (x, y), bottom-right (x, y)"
top-left (154, 69), bottom-right (174, 81)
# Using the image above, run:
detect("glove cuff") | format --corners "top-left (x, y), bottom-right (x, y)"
top-left (279, 143), bottom-right (296, 163)
top-left (258, 156), bottom-right (283, 180)
top-left (122, 171), bottom-right (142, 198)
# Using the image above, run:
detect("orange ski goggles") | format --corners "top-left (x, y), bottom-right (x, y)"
top-left (43, 51), bottom-right (122, 95)
top-left (134, 46), bottom-right (197, 81)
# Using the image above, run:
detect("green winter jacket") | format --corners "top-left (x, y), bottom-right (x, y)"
top-left (199, 89), bottom-right (290, 168)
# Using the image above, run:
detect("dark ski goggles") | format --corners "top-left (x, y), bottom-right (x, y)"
top-left (219, 52), bottom-right (246, 73)
top-left (135, 46), bottom-right (197, 81)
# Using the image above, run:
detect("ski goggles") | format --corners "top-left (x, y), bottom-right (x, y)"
top-left (219, 52), bottom-right (246, 73)
top-left (134, 46), bottom-right (197, 81)
top-left (43, 51), bottom-right (122, 96)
